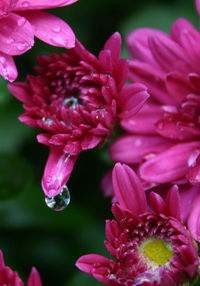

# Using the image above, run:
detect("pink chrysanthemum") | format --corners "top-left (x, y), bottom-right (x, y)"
top-left (76, 164), bottom-right (199, 286)
top-left (0, 249), bottom-right (42, 286)
top-left (0, 0), bottom-right (78, 82)
top-left (8, 32), bottom-right (149, 198)
top-left (109, 7), bottom-right (200, 188)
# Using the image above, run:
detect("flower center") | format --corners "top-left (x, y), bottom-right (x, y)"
top-left (138, 237), bottom-right (173, 268)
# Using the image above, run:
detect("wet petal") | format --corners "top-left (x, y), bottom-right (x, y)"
top-left (14, 0), bottom-right (78, 10)
top-left (112, 163), bottom-right (147, 216)
top-left (187, 152), bottom-right (200, 185)
top-left (188, 193), bottom-right (200, 242)
top-left (118, 83), bottom-right (149, 119)
top-left (109, 135), bottom-right (173, 164)
top-left (41, 147), bottom-right (78, 197)
top-left (139, 142), bottom-right (200, 183)
top-left (23, 10), bottom-right (75, 48)
top-left (0, 12), bottom-right (34, 56)
top-left (0, 52), bottom-right (17, 81)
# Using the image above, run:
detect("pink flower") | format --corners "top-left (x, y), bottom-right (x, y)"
top-left (110, 12), bottom-right (200, 187)
top-left (76, 163), bottom-right (199, 286)
top-left (0, 0), bottom-right (78, 82)
top-left (8, 32), bottom-right (149, 198)
top-left (0, 249), bottom-right (42, 286)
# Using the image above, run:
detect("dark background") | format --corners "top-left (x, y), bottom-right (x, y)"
top-left (0, 0), bottom-right (198, 285)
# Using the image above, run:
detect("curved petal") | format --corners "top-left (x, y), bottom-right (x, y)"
top-left (22, 10), bottom-right (75, 48)
top-left (41, 147), bottom-right (78, 197)
top-left (165, 185), bottom-right (181, 220)
top-left (0, 12), bottom-right (34, 56)
top-left (139, 142), bottom-right (200, 184)
top-left (150, 192), bottom-right (166, 215)
top-left (112, 163), bottom-right (147, 216)
top-left (27, 267), bottom-right (42, 286)
top-left (117, 83), bottom-right (149, 119)
top-left (187, 152), bottom-right (200, 185)
top-left (188, 193), bottom-right (200, 242)
top-left (109, 135), bottom-right (173, 164)
top-left (103, 32), bottom-right (121, 62)
top-left (14, 0), bottom-right (78, 10)
top-left (7, 81), bottom-right (32, 103)
top-left (196, 0), bottom-right (200, 15)
top-left (0, 52), bottom-right (17, 81)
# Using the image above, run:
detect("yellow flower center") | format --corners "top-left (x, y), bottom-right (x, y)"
top-left (138, 237), bottom-right (173, 268)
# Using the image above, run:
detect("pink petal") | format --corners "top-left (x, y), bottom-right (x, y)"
top-left (14, 0), bottom-right (78, 10)
top-left (0, 52), bottom-right (17, 81)
top-left (112, 163), bottom-right (147, 216)
top-left (0, 12), bottom-right (34, 56)
top-left (27, 267), bottom-right (42, 286)
top-left (76, 254), bottom-right (114, 285)
top-left (117, 83), bottom-right (149, 119)
top-left (165, 72), bottom-right (194, 103)
top-left (22, 10), bottom-right (75, 49)
top-left (81, 134), bottom-right (101, 150)
top-left (103, 32), bottom-right (121, 62)
top-left (187, 152), bottom-right (200, 185)
top-left (139, 142), bottom-right (200, 184)
top-left (150, 192), bottom-right (166, 215)
top-left (127, 28), bottom-right (166, 65)
top-left (120, 103), bottom-right (163, 135)
top-left (149, 33), bottom-right (186, 73)
top-left (7, 82), bottom-right (32, 103)
top-left (196, 0), bottom-right (200, 14)
top-left (187, 193), bottom-right (200, 242)
top-left (109, 135), bottom-right (173, 164)
top-left (128, 61), bottom-right (175, 105)
top-left (0, 250), bottom-right (5, 268)
top-left (42, 147), bottom-right (78, 197)
top-left (101, 170), bottom-right (114, 198)
top-left (165, 185), bottom-right (181, 220)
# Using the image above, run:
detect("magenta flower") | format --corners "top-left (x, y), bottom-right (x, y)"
top-left (0, 0), bottom-right (78, 82)
top-left (110, 12), bottom-right (200, 187)
top-left (76, 163), bottom-right (199, 286)
top-left (8, 32), bottom-right (149, 198)
top-left (0, 249), bottom-right (42, 286)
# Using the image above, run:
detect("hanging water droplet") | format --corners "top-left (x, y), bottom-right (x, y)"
top-left (42, 117), bottom-right (53, 126)
top-left (21, 1), bottom-right (29, 7)
top-left (45, 186), bottom-right (70, 211)
top-left (52, 26), bottom-right (61, 33)
top-left (17, 42), bottom-right (27, 51)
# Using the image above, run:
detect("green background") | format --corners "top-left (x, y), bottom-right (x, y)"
top-left (0, 0), bottom-right (199, 285)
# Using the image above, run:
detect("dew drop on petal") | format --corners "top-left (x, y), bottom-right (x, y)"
top-left (21, 1), bottom-right (29, 7)
top-left (6, 38), bottom-right (14, 44)
top-left (52, 26), bottom-right (61, 33)
top-left (17, 42), bottom-right (28, 51)
top-left (0, 56), bottom-right (6, 64)
top-left (45, 186), bottom-right (70, 211)
top-left (17, 17), bottom-right (26, 27)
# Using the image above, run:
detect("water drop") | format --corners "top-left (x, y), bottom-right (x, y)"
top-left (21, 1), bottom-right (29, 7)
top-left (52, 26), bottom-right (61, 33)
top-left (0, 56), bottom-right (5, 64)
top-left (17, 17), bottom-right (26, 26)
top-left (45, 186), bottom-right (70, 211)
top-left (17, 42), bottom-right (27, 51)
top-left (42, 117), bottom-right (53, 126)
top-left (6, 38), bottom-right (14, 44)
top-left (63, 96), bottom-right (78, 109)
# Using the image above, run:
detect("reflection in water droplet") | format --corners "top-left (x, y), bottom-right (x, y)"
top-left (63, 96), bottom-right (78, 109)
top-left (42, 117), bottom-right (53, 126)
top-left (45, 186), bottom-right (70, 211)
top-left (17, 42), bottom-right (27, 51)
top-left (17, 17), bottom-right (26, 26)
top-left (0, 56), bottom-right (5, 64)
top-left (6, 38), bottom-right (14, 44)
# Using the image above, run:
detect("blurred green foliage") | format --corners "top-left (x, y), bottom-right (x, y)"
top-left (0, 0), bottom-right (199, 285)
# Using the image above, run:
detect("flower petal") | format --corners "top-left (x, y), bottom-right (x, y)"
top-left (117, 83), bottom-right (149, 119)
top-left (0, 52), bottom-right (17, 81)
top-left (188, 193), bottom-right (200, 242)
top-left (0, 12), bottom-right (34, 56)
top-left (120, 103), bottom-right (163, 135)
top-left (103, 32), bottom-right (121, 62)
top-left (41, 147), bottom-right (78, 197)
top-left (139, 142), bottom-right (200, 183)
top-left (112, 163), bottom-right (147, 216)
top-left (150, 192), bottom-right (166, 215)
top-left (22, 10), bottom-right (75, 48)
top-left (14, 0), bottom-right (78, 10)
top-left (165, 185), bottom-right (181, 220)
top-left (7, 82), bottom-right (32, 103)
top-left (187, 152), bottom-right (200, 185)
top-left (109, 135), bottom-right (173, 164)
top-left (27, 267), bottom-right (42, 286)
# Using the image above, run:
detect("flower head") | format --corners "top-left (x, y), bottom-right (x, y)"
top-left (0, 249), bottom-right (42, 286)
top-left (8, 33), bottom-right (149, 198)
top-left (109, 10), bottom-right (200, 188)
top-left (0, 0), bottom-right (78, 82)
top-left (76, 163), bottom-right (199, 286)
